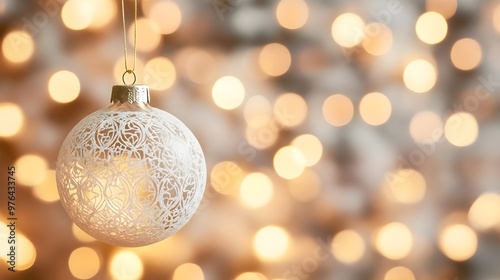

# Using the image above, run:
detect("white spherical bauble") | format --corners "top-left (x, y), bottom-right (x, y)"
top-left (56, 85), bottom-right (206, 247)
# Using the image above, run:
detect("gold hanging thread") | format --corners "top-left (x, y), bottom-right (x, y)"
top-left (121, 0), bottom-right (137, 85)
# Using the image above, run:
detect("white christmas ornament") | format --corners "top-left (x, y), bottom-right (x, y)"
top-left (56, 85), bottom-right (206, 247)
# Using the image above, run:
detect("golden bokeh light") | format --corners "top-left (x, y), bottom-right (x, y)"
top-left (244, 95), bottom-right (273, 128)
top-left (144, 56), bottom-right (176, 91)
top-left (240, 172), bottom-right (274, 208)
top-left (253, 226), bottom-right (290, 261)
top-left (362, 23), bottom-right (393, 56)
top-left (468, 193), bottom-right (500, 231)
top-left (385, 169), bottom-right (426, 204)
top-left (288, 169), bottom-right (321, 202)
top-left (146, 1), bottom-right (182, 35)
top-left (210, 161), bottom-right (243, 195)
top-left (331, 230), bottom-right (365, 264)
top-left (61, 0), bottom-right (93, 31)
top-left (72, 223), bottom-right (97, 243)
top-left (16, 234), bottom-right (37, 271)
top-left (403, 59), bottom-right (437, 93)
top-left (88, 0), bottom-right (116, 29)
top-left (15, 154), bottom-right (48, 187)
top-left (409, 111), bottom-right (443, 143)
top-left (444, 112), bottom-right (478, 147)
top-left (245, 125), bottom-right (279, 150)
top-left (48, 70), bottom-right (80, 103)
top-left (375, 222), bottom-right (413, 260)
top-left (438, 224), bottom-right (477, 261)
top-left (130, 18), bottom-right (161, 52)
top-left (331, 13), bottom-right (365, 48)
top-left (2, 30), bottom-right (34, 63)
top-left (274, 93), bottom-right (308, 128)
top-left (113, 57), bottom-right (145, 84)
top-left (33, 169), bottom-right (60, 202)
top-left (173, 263), bottom-right (205, 280)
top-left (68, 247), bottom-right (100, 280)
top-left (426, 0), bottom-right (457, 19)
top-left (0, 103), bottom-right (24, 137)
top-left (359, 92), bottom-right (392, 126)
top-left (291, 134), bottom-right (323, 167)
top-left (258, 43), bottom-right (292, 77)
top-left (322, 94), bottom-right (354, 127)
top-left (450, 38), bottom-right (482, 71)
top-left (273, 146), bottom-right (305, 179)
top-left (276, 0), bottom-right (309, 30)
top-left (110, 251), bottom-right (144, 280)
top-left (384, 266), bottom-right (416, 280)
top-left (415, 12), bottom-right (448, 45)
top-left (234, 272), bottom-right (268, 280)
top-left (0, 230), bottom-right (37, 271)
top-left (212, 76), bottom-right (245, 110)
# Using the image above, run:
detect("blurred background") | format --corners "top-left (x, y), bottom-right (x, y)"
top-left (1, 0), bottom-right (500, 279)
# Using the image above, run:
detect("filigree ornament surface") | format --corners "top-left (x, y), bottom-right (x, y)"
top-left (56, 105), bottom-right (206, 247)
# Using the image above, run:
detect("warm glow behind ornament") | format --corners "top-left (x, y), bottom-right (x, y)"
top-left (56, 85), bottom-right (206, 247)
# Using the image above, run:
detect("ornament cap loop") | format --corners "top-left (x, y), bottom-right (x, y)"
top-left (111, 84), bottom-right (150, 104)
top-left (122, 70), bottom-right (137, 85)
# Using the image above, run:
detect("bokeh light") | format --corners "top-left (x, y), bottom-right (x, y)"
top-left (331, 230), bottom-right (365, 264)
top-left (245, 125), bottom-right (279, 150)
top-left (253, 226), bottom-right (290, 261)
top-left (276, 0), bottom-right (309, 30)
top-left (426, 0), bottom-right (457, 19)
top-left (68, 247), bottom-right (100, 280)
top-left (415, 12), bottom-right (448, 45)
top-left (61, 0), bottom-right (93, 30)
top-left (385, 169), bottom-right (426, 204)
top-left (438, 224), bottom-right (477, 261)
top-left (274, 93), bottom-right (308, 128)
top-left (48, 70), bottom-right (80, 103)
top-left (240, 172), bottom-right (274, 208)
top-left (33, 169), bottom-right (60, 202)
top-left (88, 0), bottom-right (116, 30)
top-left (173, 263), bottom-right (205, 280)
top-left (409, 111), bottom-right (443, 143)
top-left (359, 92), bottom-right (392, 126)
top-left (2, 30), bottom-right (34, 63)
top-left (322, 94), bottom-right (354, 127)
top-left (146, 1), bottom-right (182, 35)
top-left (494, 4), bottom-right (500, 33)
top-left (0, 103), bottom-right (24, 137)
top-left (362, 23), bottom-right (393, 56)
top-left (273, 146), bottom-right (305, 179)
top-left (258, 43), bottom-right (292, 77)
top-left (212, 76), bottom-right (245, 110)
top-left (375, 223), bottom-right (413, 260)
top-left (444, 112), bottom-right (478, 147)
top-left (468, 193), bottom-right (500, 231)
top-left (331, 13), bottom-right (365, 48)
top-left (244, 95), bottom-right (273, 128)
top-left (130, 18), bottom-right (161, 52)
top-left (288, 169), bottom-right (321, 202)
top-left (403, 59), bottom-right (437, 93)
top-left (183, 48), bottom-right (215, 84)
top-left (384, 266), bottom-right (416, 280)
top-left (291, 134), bottom-right (323, 167)
top-left (15, 154), bottom-right (48, 187)
top-left (450, 38), bottom-right (482, 71)
top-left (210, 161), bottom-right (243, 195)
top-left (110, 251), bottom-right (143, 280)
top-left (143, 57), bottom-right (176, 91)
top-left (72, 223), bottom-right (96, 243)
top-left (234, 272), bottom-right (268, 280)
